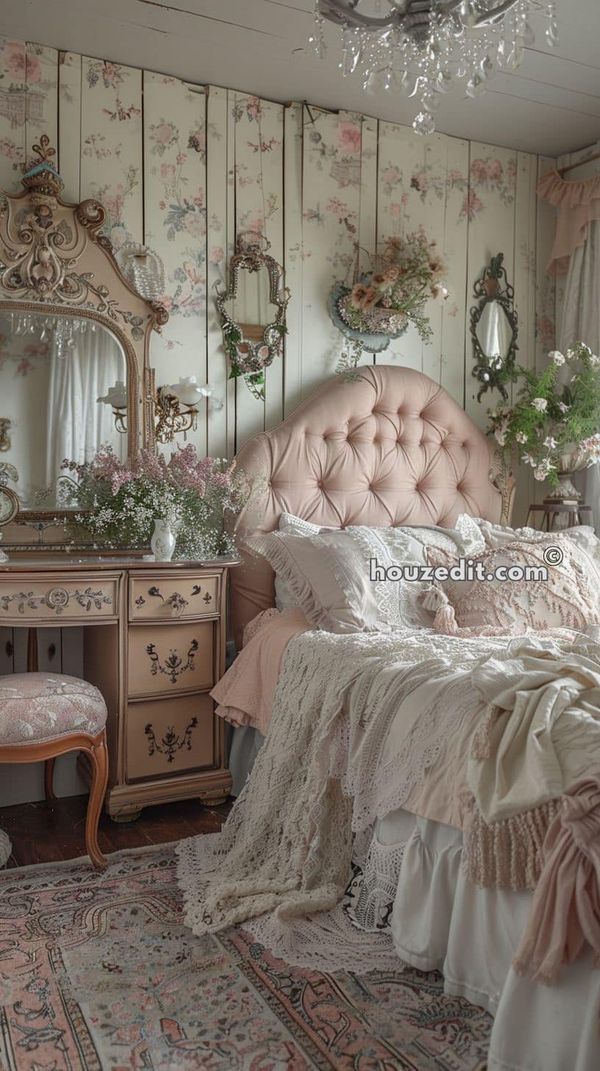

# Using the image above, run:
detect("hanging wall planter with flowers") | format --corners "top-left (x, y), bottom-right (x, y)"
top-left (329, 231), bottom-right (449, 373)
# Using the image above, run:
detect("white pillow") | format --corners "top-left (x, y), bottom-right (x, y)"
top-left (276, 513), bottom-right (323, 607)
top-left (469, 516), bottom-right (600, 559)
top-left (249, 516), bottom-right (486, 632)
top-left (343, 521), bottom-right (485, 629)
top-left (247, 528), bottom-right (382, 632)
top-left (278, 512), bottom-right (323, 536)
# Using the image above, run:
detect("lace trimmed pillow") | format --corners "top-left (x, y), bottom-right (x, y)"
top-left (343, 521), bottom-right (484, 630)
top-left (465, 515), bottom-right (599, 556)
top-left (245, 529), bottom-right (382, 633)
top-left (275, 513), bottom-right (327, 610)
top-left (249, 515), bottom-right (487, 632)
top-left (423, 537), bottom-right (600, 638)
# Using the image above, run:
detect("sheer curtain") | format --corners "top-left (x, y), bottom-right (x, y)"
top-left (45, 327), bottom-right (126, 488)
top-left (559, 222), bottom-right (600, 528)
top-left (538, 165), bottom-right (600, 529)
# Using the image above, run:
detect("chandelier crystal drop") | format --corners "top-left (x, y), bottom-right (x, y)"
top-left (309, 1), bottom-right (558, 135)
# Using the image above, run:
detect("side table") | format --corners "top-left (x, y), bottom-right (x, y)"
top-left (526, 503), bottom-right (593, 531)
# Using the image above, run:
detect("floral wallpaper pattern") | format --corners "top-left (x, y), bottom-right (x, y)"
top-left (0, 34), bottom-right (556, 460)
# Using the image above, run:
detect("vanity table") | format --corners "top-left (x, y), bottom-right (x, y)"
top-left (0, 138), bottom-right (238, 819)
top-left (0, 556), bottom-right (234, 819)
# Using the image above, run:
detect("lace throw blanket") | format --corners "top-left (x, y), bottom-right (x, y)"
top-left (178, 628), bottom-right (583, 933)
top-left (177, 626), bottom-right (600, 983)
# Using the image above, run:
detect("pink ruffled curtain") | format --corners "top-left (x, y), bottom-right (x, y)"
top-left (536, 169), bottom-right (600, 275)
top-left (538, 167), bottom-right (600, 528)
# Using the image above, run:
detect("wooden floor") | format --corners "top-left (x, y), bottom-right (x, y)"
top-left (1, 794), bottom-right (232, 868)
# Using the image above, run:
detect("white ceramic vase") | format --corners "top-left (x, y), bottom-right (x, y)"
top-left (150, 519), bottom-right (176, 561)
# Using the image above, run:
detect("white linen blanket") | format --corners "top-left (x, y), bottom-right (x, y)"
top-left (177, 626), bottom-right (600, 940)
top-left (468, 643), bottom-right (600, 822)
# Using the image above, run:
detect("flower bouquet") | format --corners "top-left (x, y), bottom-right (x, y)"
top-left (59, 445), bottom-right (249, 559)
top-left (488, 342), bottom-right (600, 496)
top-left (330, 230), bottom-right (448, 372)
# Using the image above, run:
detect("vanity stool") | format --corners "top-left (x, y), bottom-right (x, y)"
top-left (0, 673), bottom-right (109, 869)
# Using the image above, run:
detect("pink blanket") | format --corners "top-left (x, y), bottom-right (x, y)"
top-left (211, 608), bottom-right (309, 735)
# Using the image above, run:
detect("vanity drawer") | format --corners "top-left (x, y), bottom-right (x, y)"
top-left (126, 692), bottom-right (215, 782)
top-left (0, 578), bottom-right (118, 622)
top-left (129, 573), bottom-right (220, 621)
top-left (127, 621), bottom-right (216, 698)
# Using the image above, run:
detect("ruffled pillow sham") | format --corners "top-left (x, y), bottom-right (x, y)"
top-left (424, 536), bottom-right (600, 638)
top-left (250, 513), bottom-right (487, 633)
top-left (246, 528), bottom-right (382, 633)
top-left (275, 513), bottom-right (323, 609)
top-left (464, 514), bottom-right (599, 557)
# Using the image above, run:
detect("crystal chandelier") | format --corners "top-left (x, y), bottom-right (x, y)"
top-left (310, 1), bottom-right (558, 135)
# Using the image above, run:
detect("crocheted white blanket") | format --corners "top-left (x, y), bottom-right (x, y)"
top-left (177, 626), bottom-right (600, 941)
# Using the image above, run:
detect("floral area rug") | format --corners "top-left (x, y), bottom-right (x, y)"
top-left (0, 844), bottom-right (491, 1070)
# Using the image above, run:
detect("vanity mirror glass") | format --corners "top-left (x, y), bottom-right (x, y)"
top-left (0, 309), bottom-right (127, 507)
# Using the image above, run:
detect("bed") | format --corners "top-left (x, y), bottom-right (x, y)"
top-left (178, 365), bottom-right (600, 1071)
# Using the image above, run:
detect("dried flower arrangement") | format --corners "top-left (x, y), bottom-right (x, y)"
top-left (330, 230), bottom-right (449, 372)
top-left (59, 445), bottom-right (249, 559)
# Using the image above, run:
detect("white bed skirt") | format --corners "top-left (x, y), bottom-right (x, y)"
top-left (378, 810), bottom-right (600, 1071)
top-left (229, 728), bottom-right (600, 1070)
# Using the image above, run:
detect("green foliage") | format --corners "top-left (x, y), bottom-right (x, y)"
top-left (487, 342), bottom-right (600, 485)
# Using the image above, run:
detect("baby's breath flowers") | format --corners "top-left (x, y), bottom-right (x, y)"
top-left (59, 444), bottom-right (249, 558)
top-left (487, 341), bottom-right (600, 486)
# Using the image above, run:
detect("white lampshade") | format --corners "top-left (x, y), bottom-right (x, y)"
top-left (97, 379), bottom-right (128, 409)
top-left (168, 376), bottom-right (213, 406)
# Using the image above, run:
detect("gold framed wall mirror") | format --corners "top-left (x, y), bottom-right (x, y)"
top-left (0, 136), bottom-right (168, 532)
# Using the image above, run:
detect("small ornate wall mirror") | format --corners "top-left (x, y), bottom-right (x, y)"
top-left (215, 233), bottom-right (289, 401)
top-left (471, 252), bottom-right (518, 401)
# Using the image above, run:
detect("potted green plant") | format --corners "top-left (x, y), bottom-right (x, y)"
top-left (488, 342), bottom-right (600, 500)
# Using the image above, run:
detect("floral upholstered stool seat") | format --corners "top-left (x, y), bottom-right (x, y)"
top-left (0, 673), bottom-right (109, 869)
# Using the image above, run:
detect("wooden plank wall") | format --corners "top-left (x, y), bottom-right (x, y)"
top-left (0, 35), bottom-right (557, 479)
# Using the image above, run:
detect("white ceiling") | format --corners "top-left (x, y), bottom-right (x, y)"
top-left (3, 0), bottom-right (600, 156)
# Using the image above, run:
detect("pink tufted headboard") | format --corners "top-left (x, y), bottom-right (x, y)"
top-left (231, 364), bottom-right (502, 648)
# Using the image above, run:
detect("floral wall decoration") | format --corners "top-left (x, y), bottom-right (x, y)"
top-left (0, 35), bottom-right (557, 523)
top-left (329, 231), bottom-right (449, 373)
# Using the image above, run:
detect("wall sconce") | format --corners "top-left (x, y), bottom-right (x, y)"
top-left (98, 376), bottom-right (222, 443)
top-left (97, 380), bottom-right (128, 433)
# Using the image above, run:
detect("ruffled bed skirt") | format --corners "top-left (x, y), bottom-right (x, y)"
top-left (227, 727), bottom-right (600, 1069)
top-left (382, 811), bottom-right (600, 1071)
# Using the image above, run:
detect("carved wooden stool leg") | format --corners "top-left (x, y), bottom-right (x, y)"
top-left (44, 758), bottom-right (56, 801)
top-left (85, 731), bottom-right (109, 870)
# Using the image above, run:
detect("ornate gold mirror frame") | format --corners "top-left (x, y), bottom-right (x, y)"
top-left (0, 137), bottom-right (168, 458)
